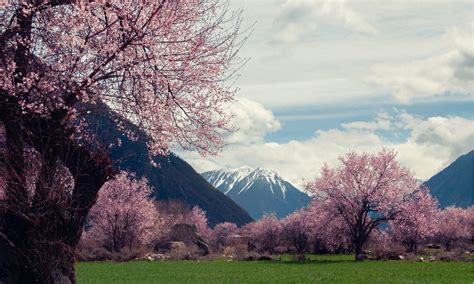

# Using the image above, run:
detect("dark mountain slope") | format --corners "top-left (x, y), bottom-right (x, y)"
top-left (86, 105), bottom-right (253, 226)
top-left (425, 150), bottom-right (474, 208)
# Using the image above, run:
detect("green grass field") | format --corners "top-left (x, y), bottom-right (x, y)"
top-left (76, 255), bottom-right (474, 284)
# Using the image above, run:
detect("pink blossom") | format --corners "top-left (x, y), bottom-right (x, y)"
top-left (212, 222), bottom-right (239, 249)
top-left (1, 1), bottom-right (244, 157)
top-left (434, 206), bottom-right (471, 251)
top-left (187, 206), bottom-right (213, 239)
top-left (84, 172), bottom-right (157, 252)
top-left (389, 186), bottom-right (439, 252)
top-left (246, 213), bottom-right (281, 253)
top-left (307, 150), bottom-right (421, 258)
top-left (281, 210), bottom-right (312, 254)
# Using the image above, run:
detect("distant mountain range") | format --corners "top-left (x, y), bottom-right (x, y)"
top-left (425, 150), bottom-right (474, 208)
top-left (87, 104), bottom-right (253, 227)
top-left (202, 166), bottom-right (311, 219)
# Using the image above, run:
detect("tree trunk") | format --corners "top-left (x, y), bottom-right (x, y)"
top-left (354, 246), bottom-right (363, 261)
top-left (1, 3), bottom-right (114, 282)
top-left (353, 237), bottom-right (365, 261)
top-left (0, 116), bottom-right (113, 283)
top-left (0, 233), bottom-right (76, 283)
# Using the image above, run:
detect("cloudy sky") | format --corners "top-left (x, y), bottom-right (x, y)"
top-left (178, 0), bottom-right (474, 187)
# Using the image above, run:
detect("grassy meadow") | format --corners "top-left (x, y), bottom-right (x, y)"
top-left (76, 255), bottom-right (473, 284)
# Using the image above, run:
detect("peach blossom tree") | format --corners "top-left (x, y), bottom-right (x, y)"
top-left (0, 1), bottom-right (243, 282)
top-left (307, 150), bottom-right (420, 260)
top-left (306, 199), bottom-right (351, 253)
top-left (389, 187), bottom-right (439, 253)
top-left (212, 222), bottom-right (239, 250)
top-left (249, 213), bottom-right (281, 253)
top-left (281, 209), bottom-right (312, 255)
top-left (188, 206), bottom-right (213, 240)
top-left (84, 172), bottom-right (156, 252)
top-left (435, 206), bottom-right (471, 251)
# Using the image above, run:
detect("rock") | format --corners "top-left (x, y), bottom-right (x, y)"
top-left (170, 241), bottom-right (187, 252)
top-left (418, 257), bottom-right (425, 262)
top-left (428, 256), bottom-right (435, 262)
top-left (398, 255), bottom-right (405, 260)
top-left (356, 254), bottom-right (367, 261)
top-left (167, 224), bottom-right (210, 255)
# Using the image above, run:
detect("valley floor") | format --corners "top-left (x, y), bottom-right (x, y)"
top-left (76, 255), bottom-right (473, 284)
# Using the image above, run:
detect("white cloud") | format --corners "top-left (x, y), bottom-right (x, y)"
top-left (272, 0), bottom-right (377, 43)
top-left (342, 112), bottom-right (391, 130)
top-left (179, 105), bottom-right (474, 188)
top-left (175, 3), bottom-right (474, 188)
top-left (400, 113), bottom-right (474, 161)
top-left (369, 24), bottom-right (474, 103)
top-left (224, 97), bottom-right (281, 145)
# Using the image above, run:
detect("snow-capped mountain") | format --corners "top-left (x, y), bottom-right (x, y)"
top-left (202, 166), bottom-right (311, 219)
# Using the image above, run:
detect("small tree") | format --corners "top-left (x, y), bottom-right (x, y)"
top-left (306, 199), bottom-right (350, 253)
top-left (281, 210), bottom-right (311, 255)
top-left (188, 206), bottom-right (213, 240)
top-left (390, 187), bottom-right (438, 253)
top-left (307, 150), bottom-right (420, 260)
top-left (435, 206), bottom-right (471, 251)
top-left (212, 222), bottom-right (239, 250)
top-left (250, 213), bottom-right (281, 254)
top-left (85, 172), bottom-right (156, 253)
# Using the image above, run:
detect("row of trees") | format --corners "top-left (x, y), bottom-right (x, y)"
top-left (78, 151), bottom-right (473, 261)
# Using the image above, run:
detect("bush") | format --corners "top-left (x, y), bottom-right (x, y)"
top-left (76, 239), bottom-right (148, 261)
top-left (436, 250), bottom-right (465, 262)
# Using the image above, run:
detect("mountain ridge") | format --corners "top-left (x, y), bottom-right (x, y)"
top-left (202, 166), bottom-right (311, 219)
top-left (425, 150), bottom-right (474, 208)
top-left (86, 104), bottom-right (254, 227)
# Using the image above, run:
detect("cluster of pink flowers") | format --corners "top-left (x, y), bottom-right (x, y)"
top-left (389, 187), bottom-right (439, 252)
top-left (1, 1), bottom-right (244, 157)
top-left (84, 172), bottom-right (157, 252)
top-left (83, 172), bottom-right (214, 252)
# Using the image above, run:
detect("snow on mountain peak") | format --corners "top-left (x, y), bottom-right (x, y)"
top-left (201, 166), bottom-right (311, 219)
top-left (203, 166), bottom-right (289, 198)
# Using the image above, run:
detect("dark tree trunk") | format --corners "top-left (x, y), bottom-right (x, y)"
top-left (354, 242), bottom-right (363, 261)
top-left (0, 115), bottom-right (113, 283)
top-left (0, 2), bottom-right (114, 282)
top-left (404, 240), bottom-right (417, 253)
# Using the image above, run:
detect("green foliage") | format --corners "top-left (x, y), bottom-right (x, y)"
top-left (76, 255), bottom-right (472, 283)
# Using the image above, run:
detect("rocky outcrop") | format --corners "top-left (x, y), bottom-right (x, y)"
top-left (155, 224), bottom-right (210, 256)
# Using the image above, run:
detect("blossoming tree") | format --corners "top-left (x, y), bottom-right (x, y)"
top-left (249, 213), bottom-right (281, 253)
top-left (212, 222), bottom-right (239, 250)
top-left (389, 187), bottom-right (438, 253)
top-left (306, 199), bottom-right (350, 253)
top-left (84, 172), bottom-right (156, 252)
top-left (188, 206), bottom-right (213, 240)
top-left (281, 209), bottom-right (312, 255)
top-left (435, 206), bottom-right (471, 251)
top-left (0, 1), bottom-right (243, 282)
top-left (307, 150), bottom-right (420, 260)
